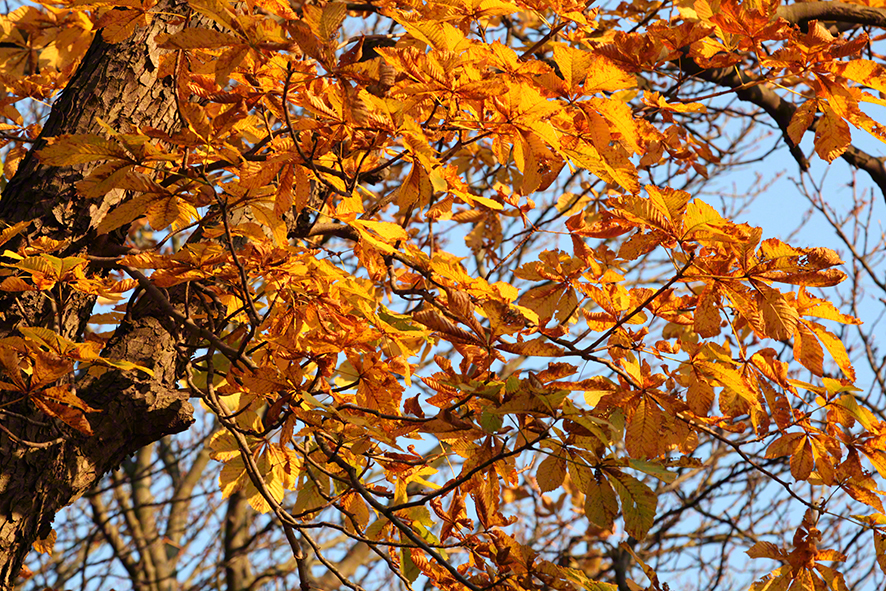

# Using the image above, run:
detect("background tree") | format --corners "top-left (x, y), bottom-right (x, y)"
top-left (1, 0), bottom-right (886, 590)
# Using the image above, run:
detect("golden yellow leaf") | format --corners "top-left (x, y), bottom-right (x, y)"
top-left (353, 219), bottom-right (409, 242)
top-left (654, 92), bottom-right (706, 113)
top-left (317, 2), bottom-right (347, 41)
top-left (208, 430), bottom-right (241, 462)
top-left (536, 453), bottom-right (567, 493)
top-left (793, 321), bottom-right (824, 376)
top-left (845, 483), bottom-right (885, 514)
top-left (215, 44), bottom-right (251, 86)
top-left (0, 277), bottom-right (34, 291)
top-left (249, 204), bottom-right (287, 246)
top-left (552, 44), bottom-right (593, 89)
top-left (0, 221), bottom-right (27, 249)
top-left (146, 194), bottom-right (199, 232)
top-left (219, 456), bottom-right (248, 499)
top-left (95, 193), bottom-right (158, 235)
top-left (686, 369), bottom-right (715, 416)
top-left (396, 162), bottom-right (433, 214)
top-left (826, 59), bottom-right (886, 94)
top-left (583, 55), bottom-right (635, 93)
top-left (32, 528), bottom-right (56, 554)
top-left (797, 289), bottom-right (860, 324)
top-left (344, 493), bottom-right (371, 531)
top-left (292, 165), bottom-right (315, 214)
top-left (591, 98), bottom-right (641, 154)
top-left (41, 385), bottom-right (98, 412)
top-left (38, 134), bottom-right (129, 166)
top-left (185, 0), bottom-right (238, 31)
top-left (698, 361), bottom-right (761, 409)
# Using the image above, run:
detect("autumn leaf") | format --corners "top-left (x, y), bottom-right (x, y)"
top-left (806, 321), bottom-right (856, 381)
top-left (536, 453), bottom-right (567, 493)
top-left (697, 361), bottom-right (761, 410)
top-left (38, 134), bottom-right (130, 165)
top-left (694, 284), bottom-right (722, 337)
top-left (787, 99), bottom-right (817, 146)
top-left (752, 281), bottom-right (798, 341)
top-left (552, 44), bottom-right (594, 90)
top-left (626, 396), bottom-right (661, 459)
top-left (1, 0), bottom-right (885, 588)
top-left (789, 437), bottom-right (814, 481)
top-left (814, 104), bottom-right (851, 163)
top-left (31, 528), bottom-right (56, 554)
top-left (582, 469), bottom-right (620, 530)
top-left (498, 338), bottom-right (564, 357)
top-left (606, 468), bottom-right (657, 541)
top-left (31, 392), bottom-right (94, 436)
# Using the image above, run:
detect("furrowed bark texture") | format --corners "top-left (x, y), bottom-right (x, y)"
top-left (0, 3), bottom-right (199, 586)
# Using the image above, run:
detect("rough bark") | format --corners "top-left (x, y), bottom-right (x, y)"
top-left (0, 2), bottom-right (199, 586)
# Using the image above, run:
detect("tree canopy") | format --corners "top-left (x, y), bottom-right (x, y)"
top-left (1, 0), bottom-right (886, 590)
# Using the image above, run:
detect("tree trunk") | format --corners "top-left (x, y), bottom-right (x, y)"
top-left (0, 3), bottom-right (199, 586)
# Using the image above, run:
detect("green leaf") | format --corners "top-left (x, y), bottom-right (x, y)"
top-left (400, 546), bottom-right (420, 583)
top-left (480, 410), bottom-right (503, 433)
top-left (606, 468), bottom-right (657, 540)
top-left (628, 459), bottom-right (677, 483)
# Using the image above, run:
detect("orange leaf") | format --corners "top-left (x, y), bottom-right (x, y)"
top-left (41, 385), bottom-right (98, 412)
top-left (746, 541), bottom-right (786, 560)
top-left (626, 397), bottom-right (661, 459)
top-left (787, 99), bottom-right (816, 146)
top-left (498, 338), bottom-right (564, 357)
top-left (694, 285), bottom-right (722, 338)
top-left (793, 321), bottom-right (824, 376)
top-left (753, 282), bottom-right (798, 341)
top-left (844, 483), bottom-right (885, 513)
top-left (698, 361), bottom-right (760, 409)
top-left (814, 105), bottom-right (851, 163)
top-left (790, 437), bottom-right (814, 481)
top-left (807, 321), bottom-right (855, 381)
top-left (31, 394), bottom-right (93, 436)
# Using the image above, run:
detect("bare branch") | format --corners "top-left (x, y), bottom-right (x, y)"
top-left (776, 1), bottom-right (886, 29)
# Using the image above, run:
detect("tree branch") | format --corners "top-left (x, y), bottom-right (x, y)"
top-left (776, 1), bottom-right (886, 29)
top-left (677, 56), bottom-right (886, 199)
